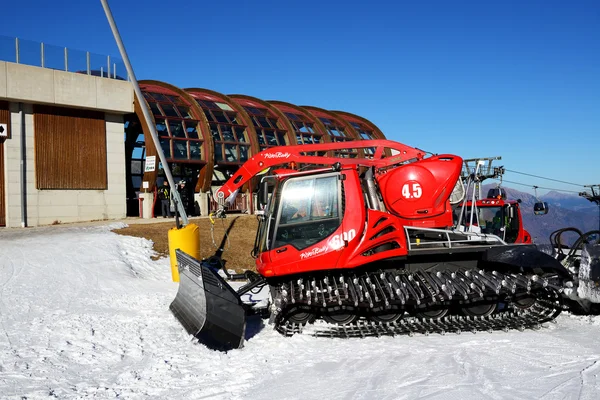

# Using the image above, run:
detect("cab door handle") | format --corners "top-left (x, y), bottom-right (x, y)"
top-left (276, 247), bottom-right (288, 253)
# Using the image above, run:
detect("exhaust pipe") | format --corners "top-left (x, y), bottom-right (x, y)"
top-left (365, 167), bottom-right (380, 211)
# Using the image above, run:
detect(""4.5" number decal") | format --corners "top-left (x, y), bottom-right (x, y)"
top-left (402, 182), bottom-right (422, 199)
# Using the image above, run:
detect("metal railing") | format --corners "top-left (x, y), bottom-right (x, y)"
top-left (209, 192), bottom-right (249, 214)
top-left (405, 226), bottom-right (506, 250)
top-left (0, 35), bottom-right (128, 80)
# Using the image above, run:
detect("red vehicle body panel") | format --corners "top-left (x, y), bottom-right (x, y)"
top-left (257, 155), bottom-right (462, 277)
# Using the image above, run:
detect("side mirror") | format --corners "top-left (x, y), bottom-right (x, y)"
top-left (534, 201), bottom-right (549, 215)
top-left (508, 206), bottom-right (515, 219)
top-left (258, 181), bottom-right (269, 208)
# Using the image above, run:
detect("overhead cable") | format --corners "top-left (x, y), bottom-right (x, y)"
top-left (491, 178), bottom-right (582, 194)
top-left (504, 169), bottom-right (583, 187)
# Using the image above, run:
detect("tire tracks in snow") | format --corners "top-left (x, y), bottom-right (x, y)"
top-left (0, 242), bottom-right (26, 350)
top-left (537, 358), bottom-right (600, 400)
top-left (0, 238), bottom-right (31, 380)
top-left (578, 360), bottom-right (600, 400)
top-left (0, 261), bottom-right (16, 349)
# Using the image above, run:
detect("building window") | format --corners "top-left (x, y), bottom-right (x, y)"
top-left (124, 117), bottom-right (146, 199)
top-left (349, 121), bottom-right (375, 140)
top-left (349, 121), bottom-right (376, 156)
top-left (142, 91), bottom-right (203, 162)
top-left (34, 105), bottom-right (107, 190)
top-left (318, 117), bottom-right (357, 158)
top-left (243, 106), bottom-right (288, 151)
top-left (196, 100), bottom-right (250, 165)
top-left (284, 112), bottom-right (324, 145)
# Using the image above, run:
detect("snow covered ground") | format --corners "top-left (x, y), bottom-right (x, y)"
top-left (1, 222), bottom-right (599, 399)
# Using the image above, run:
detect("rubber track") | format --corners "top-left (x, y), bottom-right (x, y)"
top-left (270, 268), bottom-right (564, 338)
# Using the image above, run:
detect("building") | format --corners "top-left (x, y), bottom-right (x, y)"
top-left (0, 37), bottom-right (387, 228)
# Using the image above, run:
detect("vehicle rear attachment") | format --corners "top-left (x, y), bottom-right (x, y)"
top-left (547, 228), bottom-right (600, 313)
top-left (578, 243), bottom-right (600, 303)
top-left (169, 249), bottom-right (247, 351)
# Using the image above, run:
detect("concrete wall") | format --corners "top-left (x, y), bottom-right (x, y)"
top-left (0, 61), bottom-right (133, 114)
top-left (4, 102), bottom-right (29, 227)
top-left (0, 62), bottom-right (132, 227)
top-left (3, 104), bottom-right (127, 227)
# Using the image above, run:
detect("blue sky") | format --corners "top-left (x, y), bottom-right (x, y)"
top-left (1, 0), bottom-right (598, 195)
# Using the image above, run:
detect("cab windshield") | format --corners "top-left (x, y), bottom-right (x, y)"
top-left (273, 173), bottom-right (342, 250)
top-left (457, 204), bottom-right (520, 242)
top-left (252, 172), bottom-right (343, 255)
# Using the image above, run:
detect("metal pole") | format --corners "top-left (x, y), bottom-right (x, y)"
top-left (86, 52), bottom-right (91, 75)
top-left (100, 0), bottom-right (188, 224)
top-left (64, 47), bottom-right (68, 71)
top-left (15, 38), bottom-right (19, 63)
top-left (107, 55), bottom-right (111, 78)
top-left (41, 42), bottom-right (45, 68)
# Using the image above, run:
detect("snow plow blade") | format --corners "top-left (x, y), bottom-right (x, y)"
top-left (169, 249), bottom-right (247, 351)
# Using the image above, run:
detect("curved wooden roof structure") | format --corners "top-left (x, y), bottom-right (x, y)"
top-left (301, 106), bottom-right (365, 158)
top-left (268, 100), bottom-right (330, 145)
top-left (130, 81), bottom-right (388, 194)
top-left (135, 80), bottom-right (211, 191)
top-left (331, 110), bottom-right (391, 158)
top-left (184, 88), bottom-right (261, 191)
top-left (332, 110), bottom-right (386, 140)
top-left (227, 94), bottom-right (297, 150)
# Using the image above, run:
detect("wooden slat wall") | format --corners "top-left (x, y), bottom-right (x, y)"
top-left (0, 101), bottom-right (9, 226)
top-left (0, 101), bottom-right (10, 139)
top-left (34, 105), bottom-right (107, 190)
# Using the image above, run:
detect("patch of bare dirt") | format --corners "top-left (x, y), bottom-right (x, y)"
top-left (112, 215), bottom-right (259, 272)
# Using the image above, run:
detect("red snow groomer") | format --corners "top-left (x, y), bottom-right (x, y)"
top-left (169, 140), bottom-right (600, 351)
